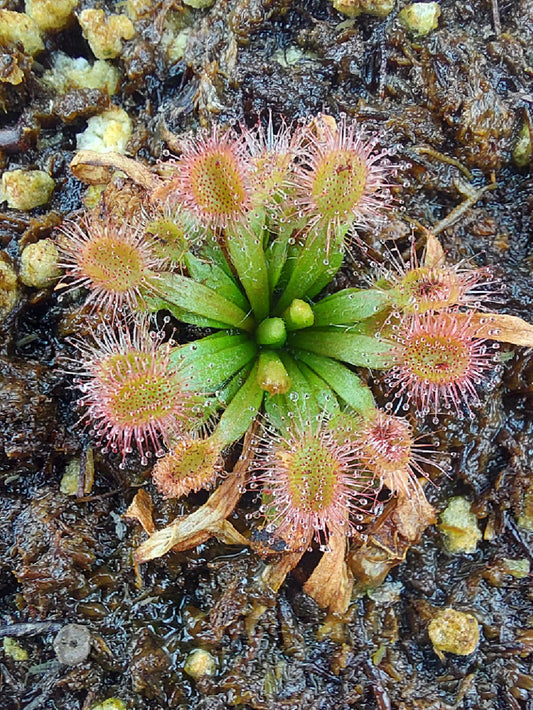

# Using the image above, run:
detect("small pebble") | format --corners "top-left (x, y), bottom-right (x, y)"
top-left (53, 624), bottom-right (91, 665)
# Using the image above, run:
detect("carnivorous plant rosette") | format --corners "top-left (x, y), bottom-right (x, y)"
top-left (60, 116), bottom-right (533, 612)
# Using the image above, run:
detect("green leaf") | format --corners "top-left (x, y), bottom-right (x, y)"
top-left (177, 338), bottom-right (258, 391)
top-left (288, 327), bottom-right (396, 368)
top-left (184, 252), bottom-right (249, 311)
top-left (312, 288), bottom-right (392, 326)
top-left (199, 240), bottom-right (235, 277)
top-left (199, 363), bottom-right (254, 423)
top-left (274, 228), bottom-right (346, 314)
top-left (211, 361), bottom-right (264, 448)
top-left (171, 331), bottom-right (247, 370)
top-left (295, 360), bottom-right (340, 418)
top-left (149, 273), bottom-right (255, 332)
top-left (226, 210), bottom-right (271, 322)
top-left (304, 242), bottom-right (344, 300)
top-left (265, 220), bottom-right (293, 294)
top-left (144, 293), bottom-right (232, 330)
top-left (263, 352), bottom-right (325, 430)
top-left (292, 349), bottom-right (375, 414)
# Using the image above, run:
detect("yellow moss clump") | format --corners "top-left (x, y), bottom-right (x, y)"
top-left (126, 0), bottom-right (153, 21)
top-left (0, 258), bottom-right (18, 321)
top-left (90, 700), bottom-right (126, 710)
top-left (0, 170), bottom-right (55, 210)
top-left (398, 2), bottom-right (441, 36)
top-left (76, 108), bottom-right (132, 154)
top-left (183, 0), bottom-right (215, 8)
top-left (428, 608), bottom-right (480, 658)
top-left (3, 638), bottom-right (28, 661)
top-left (513, 122), bottom-right (532, 169)
top-left (0, 10), bottom-right (44, 55)
top-left (331, 0), bottom-right (394, 19)
top-left (42, 53), bottom-right (120, 95)
top-left (517, 477), bottom-right (533, 531)
top-left (25, 0), bottom-right (78, 34)
top-left (438, 496), bottom-right (482, 554)
top-left (183, 649), bottom-right (217, 680)
top-left (78, 9), bottom-right (135, 60)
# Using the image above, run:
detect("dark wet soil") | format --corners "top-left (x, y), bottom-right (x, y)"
top-left (0, 1), bottom-right (532, 708)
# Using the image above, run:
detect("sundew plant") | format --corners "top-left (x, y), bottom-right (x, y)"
top-left (60, 115), bottom-right (533, 612)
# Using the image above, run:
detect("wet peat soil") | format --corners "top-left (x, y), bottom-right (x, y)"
top-left (0, 1), bottom-right (532, 708)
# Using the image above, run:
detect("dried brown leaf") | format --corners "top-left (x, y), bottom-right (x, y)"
top-left (134, 469), bottom-right (247, 562)
top-left (134, 425), bottom-right (257, 563)
top-left (423, 232), bottom-right (445, 268)
top-left (466, 311), bottom-right (533, 348)
top-left (124, 489), bottom-right (155, 535)
top-left (70, 150), bottom-right (159, 190)
top-left (303, 530), bottom-right (353, 614)
top-left (349, 492), bottom-right (436, 590)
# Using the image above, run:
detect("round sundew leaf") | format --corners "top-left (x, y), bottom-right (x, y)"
top-left (164, 125), bottom-right (253, 231)
top-left (58, 216), bottom-right (161, 315)
top-left (72, 324), bottom-right (201, 465)
top-left (388, 311), bottom-right (497, 417)
top-left (252, 412), bottom-right (378, 549)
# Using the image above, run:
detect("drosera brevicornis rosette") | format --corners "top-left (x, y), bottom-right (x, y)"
top-left (60, 115), bottom-right (533, 614)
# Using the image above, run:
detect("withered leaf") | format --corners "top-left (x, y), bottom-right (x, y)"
top-left (124, 489), bottom-right (155, 535)
top-left (303, 530), bottom-right (353, 614)
top-left (466, 312), bottom-right (533, 348)
top-left (70, 150), bottom-right (159, 190)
